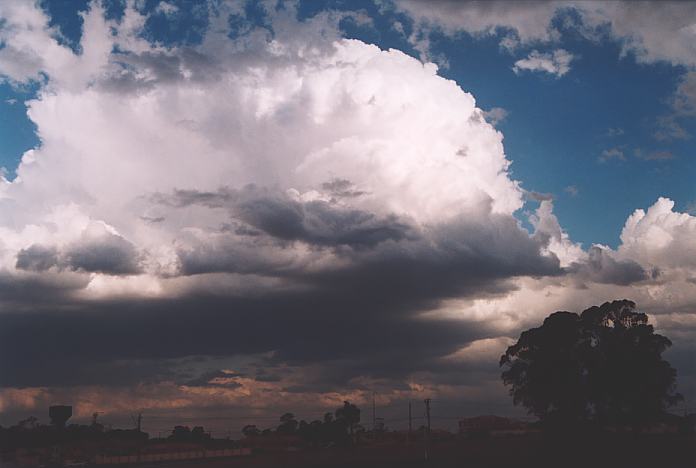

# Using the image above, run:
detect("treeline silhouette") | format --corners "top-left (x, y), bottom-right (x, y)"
top-left (241, 401), bottom-right (362, 447)
top-left (168, 425), bottom-right (212, 442)
top-left (0, 415), bottom-right (147, 453)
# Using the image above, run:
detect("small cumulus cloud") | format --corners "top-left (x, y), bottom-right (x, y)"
top-left (564, 185), bottom-right (579, 197)
top-left (598, 147), bottom-right (625, 163)
top-left (654, 115), bottom-right (690, 141)
top-left (634, 148), bottom-right (675, 161)
top-left (391, 20), bottom-right (405, 36)
top-left (482, 107), bottom-right (509, 127)
top-left (525, 190), bottom-right (554, 202)
top-left (672, 71), bottom-right (696, 116)
top-left (155, 2), bottom-right (179, 16)
top-left (512, 49), bottom-right (574, 78)
top-left (654, 71), bottom-right (696, 142)
top-left (408, 30), bottom-right (450, 69)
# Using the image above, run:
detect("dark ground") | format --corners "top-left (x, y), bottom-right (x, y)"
top-left (125, 434), bottom-right (696, 468)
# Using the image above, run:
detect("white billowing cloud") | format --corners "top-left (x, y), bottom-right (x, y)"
top-left (512, 49), bottom-right (574, 77)
top-left (0, 1), bottom-right (540, 302)
top-left (0, 0), bottom-right (113, 89)
top-left (438, 193), bottom-right (696, 338)
top-left (618, 197), bottom-right (696, 270)
top-left (530, 200), bottom-right (584, 267)
top-left (442, 337), bottom-right (514, 364)
top-left (526, 201), bottom-right (648, 287)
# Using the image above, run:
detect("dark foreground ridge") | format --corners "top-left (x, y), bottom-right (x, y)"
top-left (3, 405), bottom-right (695, 468)
top-left (126, 434), bottom-right (695, 468)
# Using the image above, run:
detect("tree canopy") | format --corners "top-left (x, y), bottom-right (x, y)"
top-left (241, 401), bottom-right (362, 446)
top-left (335, 401), bottom-right (360, 437)
top-left (500, 300), bottom-right (682, 428)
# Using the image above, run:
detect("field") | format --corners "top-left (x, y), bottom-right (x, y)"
top-left (126, 434), bottom-right (696, 468)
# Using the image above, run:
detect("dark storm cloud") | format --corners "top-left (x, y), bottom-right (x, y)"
top-left (0, 205), bottom-right (561, 388)
top-left (101, 48), bottom-right (222, 93)
top-left (260, 199), bottom-right (410, 247)
top-left (0, 295), bottom-right (480, 388)
top-left (0, 184), bottom-right (567, 390)
top-left (15, 234), bottom-right (141, 276)
top-left (183, 369), bottom-right (244, 388)
top-left (0, 354), bottom-right (184, 389)
top-left (0, 272), bottom-right (88, 310)
top-left (15, 245), bottom-right (59, 271)
top-left (321, 178), bottom-right (367, 199)
top-left (63, 233), bottom-right (141, 275)
top-left (177, 241), bottom-right (282, 276)
top-left (254, 373), bottom-right (282, 383)
top-left (140, 215), bottom-right (165, 223)
top-left (160, 185), bottom-right (565, 281)
top-left (159, 186), bottom-right (413, 253)
top-left (567, 245), bottom-right (648, 286)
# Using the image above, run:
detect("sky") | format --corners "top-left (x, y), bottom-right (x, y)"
top-left (0, 0), bottom-right (695, 434)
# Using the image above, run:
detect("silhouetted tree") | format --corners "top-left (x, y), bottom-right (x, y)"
top-left (169, 425), bottom-right (191, 441)
top-left (276, 412), bottom-right (298, 434)
top-left (17, 417), bottom-right (39, 431)
top-left (190, 426), bottom-right (210, 441)
top-left (500, 300), bottom-right (682, 429)
top-left (335, 401), bottom-right (360, 439)
top-left (241, 424), bottom-right (260, 437)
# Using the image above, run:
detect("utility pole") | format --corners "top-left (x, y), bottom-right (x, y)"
top-left (408, 402), bottom-right (412, 444)
top-left (372, 392), bottom-right (376, 433)
top-left (424, 399), bottom-right (431, 461)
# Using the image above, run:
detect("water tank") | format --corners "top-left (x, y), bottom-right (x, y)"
top-left (49, 405), bottom-right (72, 427)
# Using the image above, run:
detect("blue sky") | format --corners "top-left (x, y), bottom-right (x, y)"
top-left (2, 0), bottom-right (694, 249)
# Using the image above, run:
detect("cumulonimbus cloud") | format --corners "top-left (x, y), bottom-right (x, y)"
top-left (0, 0), bottom-right (695, 422)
